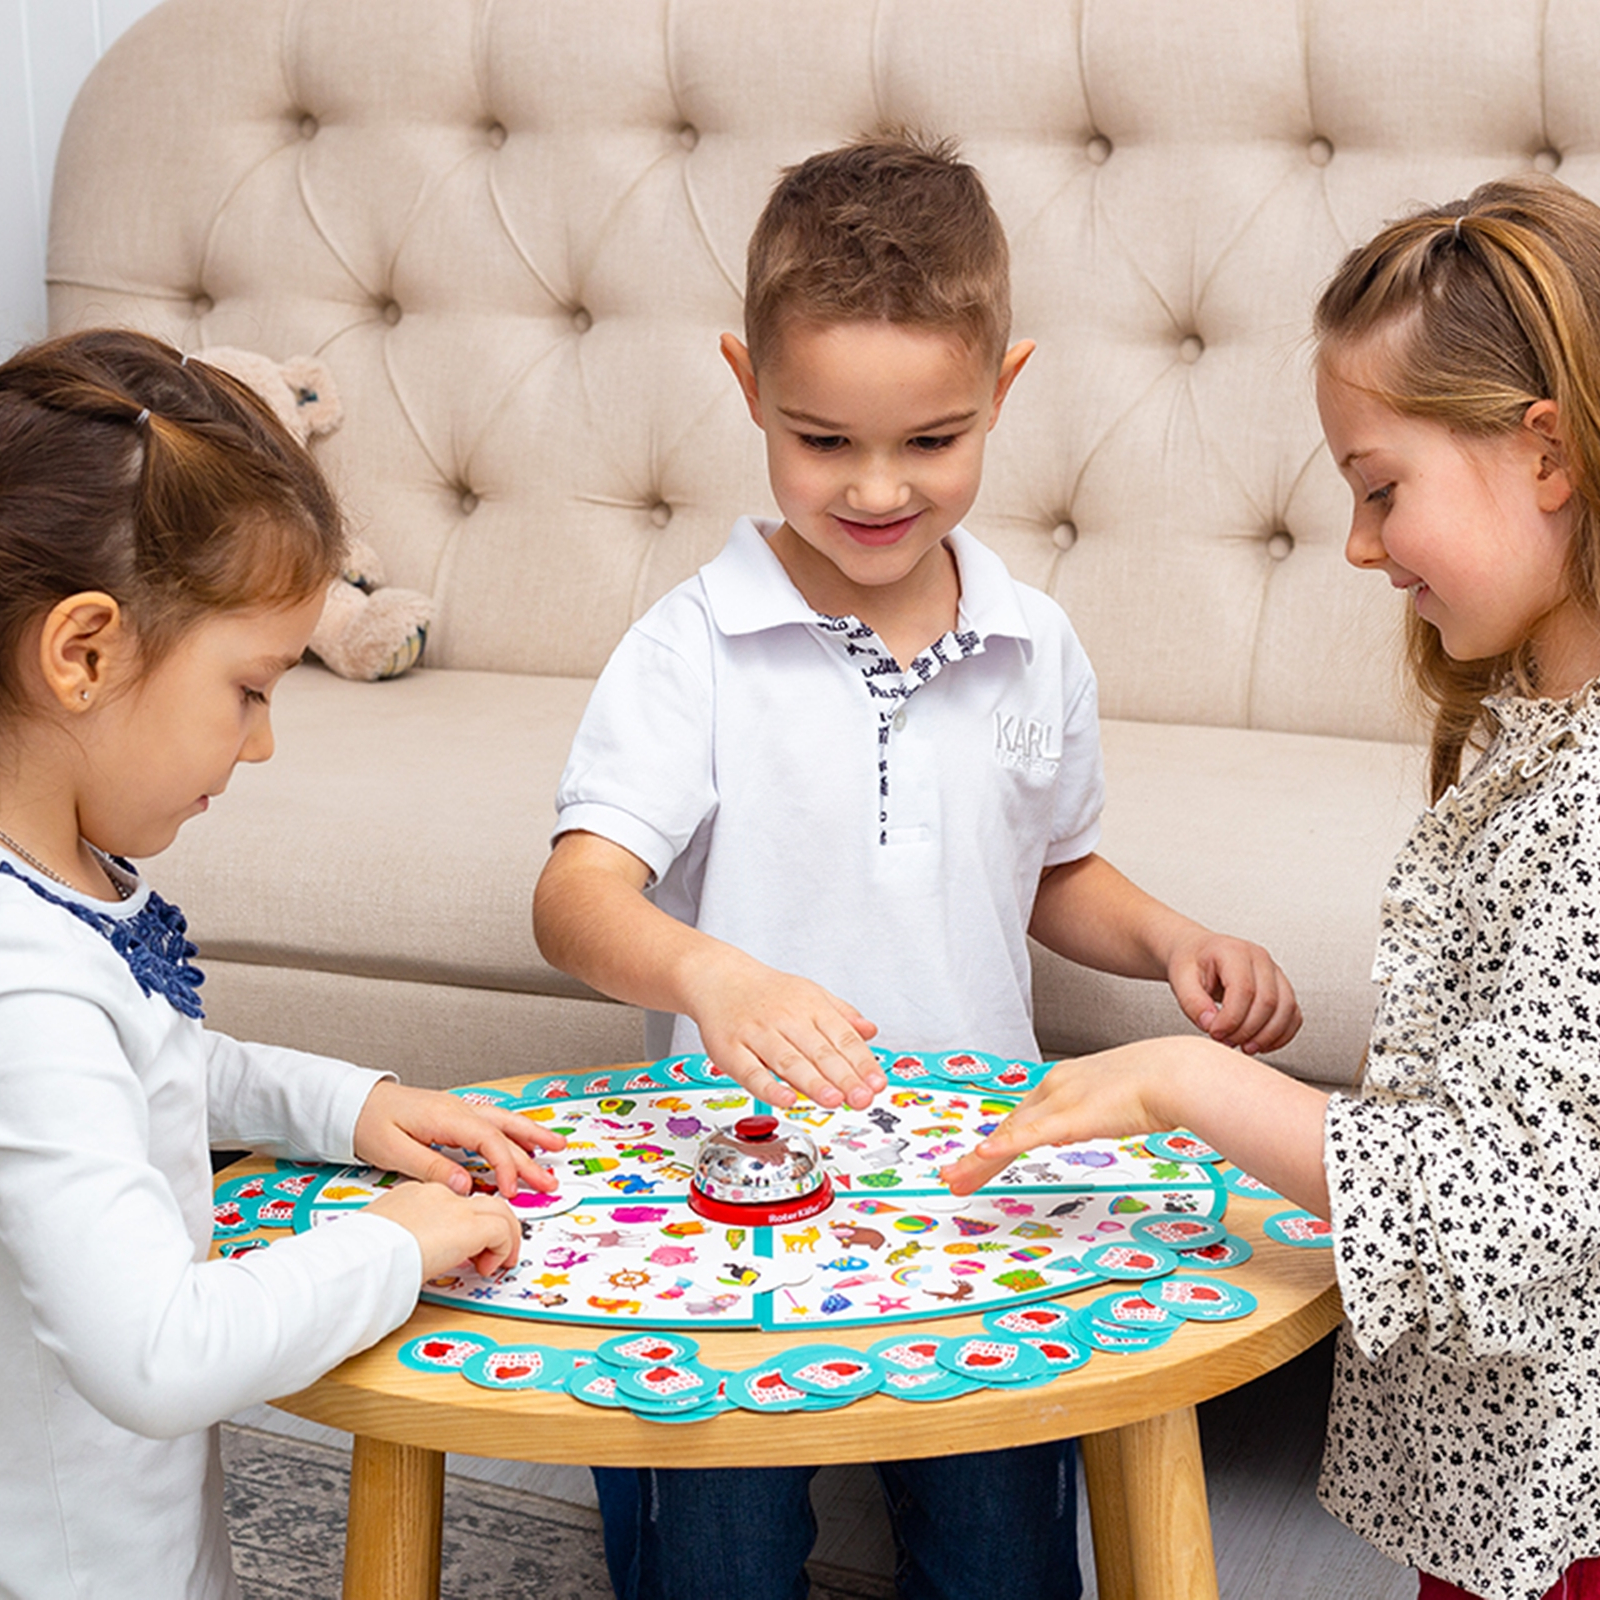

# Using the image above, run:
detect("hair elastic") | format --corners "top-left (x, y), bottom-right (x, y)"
top-left (133, 407), bottom-right (150, 428)
top-left (1452, 215), bottom-right (1465, 243)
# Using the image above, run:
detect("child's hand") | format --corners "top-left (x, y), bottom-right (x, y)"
top-left (362, 1180), bottom-right (523, 1280)
top-left (1165, 930), bottom-right (1301, 1054)
top-left (684, 952), bottom-right (885, 1111)
top-left (353, 1080), bottom-right (566, 1200)
top-left (941, 1040), bottom-right (1179, 1195)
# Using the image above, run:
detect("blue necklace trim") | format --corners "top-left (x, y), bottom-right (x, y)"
top-left (0, 859), bottom-right (206, 1018)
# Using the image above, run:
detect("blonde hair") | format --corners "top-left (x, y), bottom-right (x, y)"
top-left (1314, 174), bottom-right (1600, 799)
top-left (743, 131), bottom-right (1012, 373)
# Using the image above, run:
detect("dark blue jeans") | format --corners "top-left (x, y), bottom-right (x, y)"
top-left (592, 1440), bottom-right (1081, 1600)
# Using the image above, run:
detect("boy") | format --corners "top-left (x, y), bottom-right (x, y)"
top-left (535, 133), bottom-right (1299, 1600)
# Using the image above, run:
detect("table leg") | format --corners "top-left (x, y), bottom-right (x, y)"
top-left (1114, 1405), bottom-right (1219, 1600)
top-left (342, 1434), bottom-right (445, 1600)
top-left (1079, 1429), bottom-right (1135, 1600)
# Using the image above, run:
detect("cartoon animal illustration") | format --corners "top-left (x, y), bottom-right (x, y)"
top-left (925, 1280), bottom-right (974, 1303)
top-left (587, 1295), bottom-right (642, 1316)
top-left (886, 1240), bottom-right (925, 1266)
top-left (861, 1139), bottom-right (909, 1170)
top-left (829, 1221), bottom-right (886, 1251)
top-left (783, 1224), bottom-right (822, 1253)
top-left (648, 1244), bottom-right (697, 1267)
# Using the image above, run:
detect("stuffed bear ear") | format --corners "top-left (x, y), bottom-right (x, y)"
top-left (279, 354), bottom-right (343, 437)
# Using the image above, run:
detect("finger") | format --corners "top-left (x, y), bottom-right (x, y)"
top-left (801, 1027), bottom-right (883, 1109)
top-left (712, 1044), bottom-right (801, 1109)
top-left (1170, 966), bottom-right (1226, 1034)
top-left (1240, 990), bottom-right (1303, 1055)
top-left (471, 1121), bottom-right (559, 1198)
top-left (940, 1150), bottom-right (1011, 1196)
top-left (467, 1199), bottom-right (522, 1276)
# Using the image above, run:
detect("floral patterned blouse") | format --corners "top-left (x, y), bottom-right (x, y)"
top-left (1320, 686), bottom-right (1600, 1600)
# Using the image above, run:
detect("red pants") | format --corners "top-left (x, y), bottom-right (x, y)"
top-left (1420, 1560), bottom-right (1600, 1600)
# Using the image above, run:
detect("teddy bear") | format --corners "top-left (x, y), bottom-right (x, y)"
top-left (193, 345), bottom-right (434, 681)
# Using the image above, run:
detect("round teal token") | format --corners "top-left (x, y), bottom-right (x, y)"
top-left (1080, 1240), bottom-right (1180, 1280)
top-left (461, 1344), bottom-right (577, 1391)
top-left (1085, 1289), bottom-right (1183, 1331)
top-left (397, 1329), bottom-right (496, 1373)
top-left (566, 1363), bottom-right (629, 1408)
top-left (1084, 1319), bottom-right (1178, 1353)
top-left (776, 1344), bottom-right (885, 1401)
top-left (927, 1049), bottom-right (1006, 1086)
top-left (1128, 1214), bottom-right (1225, 1252)
top-left (597, 1332), bottom-right (701, 1369)
top-left (882, 1365), bottom-right (985, 1401)
top-left (1176, 1232), bottom-right (1254, 1270)
top-left (1262, 1209), bottom-right (1333, 1248)
top-left (1151, 1275), bottom-right (1259, 1322)
top-left (634, 1386), bottom-right (735, 1423)
top-left (1223, 1165), bottom-right (1282, 1200)
top-left (730, 1364), bottom-right (814, 1413)
top-left (1016, 1332), bottom-right (1091, 1373)
top-left (982, 1303), bottom-right (1075, 1338)
top-left (936, 1334), bottom-right (1052, 1386)
top-left (615, 1359), bottom-right (724, 1408)
top-left (867, 1334), bottom-right (951, 1374)
top-left (1142, 1130), bottom-right (1223, 1164)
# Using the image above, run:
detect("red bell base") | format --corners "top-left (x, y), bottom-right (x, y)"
top-left (686, 1174), bottom-right (835, 1227)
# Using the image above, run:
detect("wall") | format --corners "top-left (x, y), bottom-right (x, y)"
top-left (1, 0), bottom-right (162, 354)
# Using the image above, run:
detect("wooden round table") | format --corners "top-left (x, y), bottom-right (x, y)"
top-left (218, 1075), bottom-right (1341, 1600)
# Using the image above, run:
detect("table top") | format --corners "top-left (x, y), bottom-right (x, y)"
top-left (218, 1072), bottom-right (1342, 1469)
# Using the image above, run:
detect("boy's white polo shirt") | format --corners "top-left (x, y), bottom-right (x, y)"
top-left (555, 516), bottom-right (1103, 1061)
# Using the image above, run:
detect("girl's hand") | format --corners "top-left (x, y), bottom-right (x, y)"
top-left (353, 1080), bottom-right (566, 1199)
top-left (683, 951), bottom-right (884, 1111)
top-left (362, 1180), bottom-right (523, 1280)
top-left (941, 1040), bottom-right (1180, 1195)
top-left (1166, 931), bottom-right (1302, 1054)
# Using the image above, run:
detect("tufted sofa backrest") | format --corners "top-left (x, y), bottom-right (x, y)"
top-left (47, 0), bottom-right (1600, 741)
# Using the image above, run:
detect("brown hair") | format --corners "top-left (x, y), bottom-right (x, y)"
top-left (743, 131), bottom-right (1012, 373)
top-left (1314, 174), bottom-right (1600, 800)
top-left (0, 328), bottom-right (343, 722)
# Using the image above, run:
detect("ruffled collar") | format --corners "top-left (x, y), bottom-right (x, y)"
top-left (0, 858), bottom-right (205, 1019)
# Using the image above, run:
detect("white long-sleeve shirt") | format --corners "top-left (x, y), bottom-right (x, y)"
top-left (0, 856), bottom-right (422, 1600)
top-left (1321, 687), bottom-right (1600, 1600)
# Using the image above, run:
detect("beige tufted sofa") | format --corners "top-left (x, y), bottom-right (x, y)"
top-left (51, 0), bottom-right (1585, 1097)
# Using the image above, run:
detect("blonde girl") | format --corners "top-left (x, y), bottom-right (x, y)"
top-left (945, 174), bottom-right (1600, 1600)
top-left (0, 330), bottom-right (563, 1600)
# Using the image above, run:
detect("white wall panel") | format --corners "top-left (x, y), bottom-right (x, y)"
top-left (1, 0), bottom-right (163, 354)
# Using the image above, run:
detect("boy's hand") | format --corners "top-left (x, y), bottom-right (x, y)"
top-left (1165, 930), bottom-right (1301, 1055)
top-left (362, 1180), bottom-right (523, 1281)
top-left (353, 1080), bottom-right (566, 1200)
top-left (684, 953), bottom-right (885, 1111)
top-left (941, 1040), bottom-right (1178, 1195)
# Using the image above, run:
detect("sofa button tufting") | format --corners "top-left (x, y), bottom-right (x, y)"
top-left (487, 122), bottom-right (508, 149)
top-left (459, 490), bottom-right (480, 515)
top-left (1179, 334), bottom-right (1204, 364)
top-left (1051, 520), bottom-right (1078, 551)
top-left (192, 293), bottom-right (214, 317)
top-left (1534, 147), bottom-right (1562, 173)
top-left (381, 300), bottom-right (402, 326)
top-left (1266, 530), bottom-right (1295, 560)
top-left (298, 113), bottom-right (319, 140)
top-left (1085, 134), bottom-right (1112, 166)
top-left (572, 307), bottom-right (593, 334)
top-left (649, 502), bottom-right (673, 528)
top-left (1307, 136), bottom-right (1333, 167)
top-left (678, 124), bottom-right (699, 151)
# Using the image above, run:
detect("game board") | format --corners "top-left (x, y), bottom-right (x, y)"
top-left (283, 1051), bottom-right (1232, 1333)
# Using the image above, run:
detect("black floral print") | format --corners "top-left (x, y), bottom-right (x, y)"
top-left (1320, 687), bottom-right (1600, 1600)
